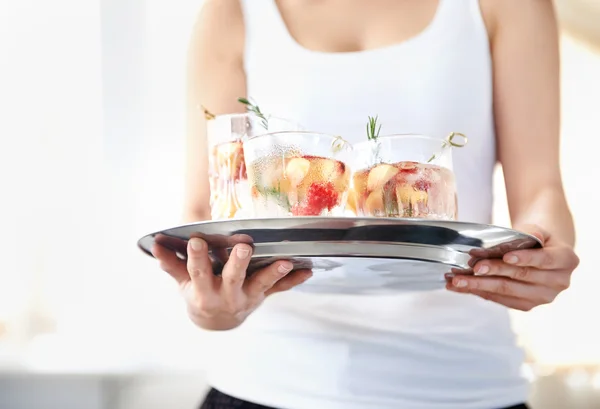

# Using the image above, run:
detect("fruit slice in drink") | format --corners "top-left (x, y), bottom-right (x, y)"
top-left (243, 131), bottom-right (352, 217)
top-left (350, 130), bottom-right (465, 220)
top-left (352, 161), bottom-right (457, 219)
top-left (248, 154), bottom-right (350, 217)
top-left (209, 140), bottom-right (247, 219)
top-left (206, 113), bottom-right (301, 220)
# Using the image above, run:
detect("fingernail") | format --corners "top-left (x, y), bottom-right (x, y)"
top-left (236, 246), bottom-right (250, 259)
top-left (445, 273), bottom-right (455, 279)
top-left (505, 255), bottom-right (519, 264)
top-left (278, 263), bottom-right (293, 274)
top-left (454, 278), bottom-right (468, 288)
top-left (475, 265), bottom-right (489, 276)
top-left (190, 238), bottom-right (204, 251)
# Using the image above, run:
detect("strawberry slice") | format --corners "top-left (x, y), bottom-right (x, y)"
top-left (398, 161), bottom-right (419, 174)
top-left (291, 182), bottom-right (339, 216)
top-left (413, 179), bottom-right (431, 191)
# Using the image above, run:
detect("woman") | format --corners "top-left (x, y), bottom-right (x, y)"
top-left (153, 0), bottom-right (579, 408)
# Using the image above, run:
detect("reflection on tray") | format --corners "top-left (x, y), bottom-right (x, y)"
top-left (231, 224), bottom-right (484, 247)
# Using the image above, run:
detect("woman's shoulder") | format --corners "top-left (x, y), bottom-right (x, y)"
top-left (193, 0), bottom-right (244, 64)
top-left (479, 0), bottom-right (557, 42)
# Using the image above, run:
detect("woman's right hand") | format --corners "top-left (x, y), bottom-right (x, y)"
top-left (152, 238), bottom-right (313, 331)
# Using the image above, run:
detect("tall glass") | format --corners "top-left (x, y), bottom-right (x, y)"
top-left (243, 131), bottom-right (353, 218)
top-left (349, 133), bottom-right (466, 220)
top-left (207, 114), bottom-right (301, 220)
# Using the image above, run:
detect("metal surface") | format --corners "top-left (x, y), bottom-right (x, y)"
top-left (138, 217), bottom-right (542, 295)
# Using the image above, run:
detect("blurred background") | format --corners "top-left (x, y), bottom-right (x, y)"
top-left (1, 0), bottom-right (600, 408)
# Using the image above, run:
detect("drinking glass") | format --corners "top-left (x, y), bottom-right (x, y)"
top-left (207, 113), bottom-right (301, 220)
top-left (243, 131), bottom-right (353, 217)
top-left (349, 133), bottom-right (466, 220)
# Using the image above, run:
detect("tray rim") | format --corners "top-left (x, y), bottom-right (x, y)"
top-left (137, 216), bottom-right (543, 258)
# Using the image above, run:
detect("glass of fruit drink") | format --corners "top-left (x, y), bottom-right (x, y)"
top-left (207, 113), bottom-right (301, 220)
top-left (350, 128), bottom-right (467, 220)
top-left (243, 131), bottom-right (353, 217)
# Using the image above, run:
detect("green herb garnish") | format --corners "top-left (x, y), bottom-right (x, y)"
top-left (201, 105), bottom-right (215, 121)
top-left (255, 183), bottom-right (291, 211)
top-left (367, 115), bottom-right (382, 141)
top-left (238, 97), bottom-right (269, 129)
top-left (427, 132), bottom-right (468, 163)
top-left (366, 115), bottom-right (383, 164)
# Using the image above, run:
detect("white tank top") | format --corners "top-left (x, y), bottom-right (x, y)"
top-left (204, 1), bottom-right (528, 408)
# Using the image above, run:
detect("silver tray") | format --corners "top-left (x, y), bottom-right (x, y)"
top-left (137, 217), bottom-right (542, 295)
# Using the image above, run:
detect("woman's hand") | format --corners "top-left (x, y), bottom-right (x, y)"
top-left (446, 225), bottom-right (579, 311)
top-left (153, 238), bottom-right (313, 330)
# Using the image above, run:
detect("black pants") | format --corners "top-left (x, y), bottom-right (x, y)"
top-left (200, 388), bottom-right (530, 409)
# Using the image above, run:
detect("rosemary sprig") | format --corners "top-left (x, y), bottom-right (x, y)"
top-left (331, 135), bottom-right (350, 154)
top-left (201, 105), bottom-right (215, 121)
top-left (367, 115), bottom-right (382, 141)
top-left (427, 132), bottom-right (468, 163)
top-left (238, 97), bottom-right (269, 129)
top-left (255, 183), bottom-right (291, 211)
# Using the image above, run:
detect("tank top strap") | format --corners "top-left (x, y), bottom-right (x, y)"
top-left (436, 0), bottom-right (488, 38)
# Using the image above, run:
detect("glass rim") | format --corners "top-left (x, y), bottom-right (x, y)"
top-left (353, 133), bottom-right (447, 145)
top-left (207, 112), bottom-right (295, 123)
top-left (244, 130), bottom-right (347, 142)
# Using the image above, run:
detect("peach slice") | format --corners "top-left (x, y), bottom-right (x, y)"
top-left (396, 185), bottom-right (428, 207)
top-left (365, 189), bottom-right (385, 215)
top-left (212, 190), bottom-right (240, 219)
top-left (346, 189), bottom-right (358, 215)
top-left (259, 159), bottom-right (284, 189)
top-left (367, 164), bottom-right (398, 192)
top-left (285, 157), bottom-right (311, 187)
top-left (320, 159), bottom-right (344, 179)
top-left (215, 141), bottom-right (242, 161)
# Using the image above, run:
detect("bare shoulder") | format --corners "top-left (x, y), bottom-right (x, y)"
top-left (184, 0), bottom-right (247, 221)
top-left (192, 0), bottom-right (244, 64)
top-left (188, 0), bottom-right (246, 114)
top-left (479, 0), bottom-right (558, 41)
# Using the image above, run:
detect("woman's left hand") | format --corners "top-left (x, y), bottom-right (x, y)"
top-left (446, 225), bottom-right (580, 311)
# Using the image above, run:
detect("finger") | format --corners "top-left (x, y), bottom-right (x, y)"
top-left (502, 246), bottom-right (579, 271)
top-left (265, 269), bottom-right (313, 297)
top-left (225, 234), bottom-right (255, 248)
top-left (152, 243), bottom-right (189, 284)
top-left (154, 234), bottom-right (188, 256)
top-left (448, 275), bottom-right (557, 305)
top-left (244, 260), bottom-right (294, 298)
top-left (470, 259), bottom-right (571, 290)
top-left (209, 234), bottom-right (254, 264)
top-left (472, 258), bottom-right (541, 282)
top-left (220, 243), bottom-right (253, 295)
top-left (187, 238), bottom-right (217, 295)
top-left (446, 283), bottom-right (536, 311)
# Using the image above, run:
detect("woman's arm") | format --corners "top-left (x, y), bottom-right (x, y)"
top-left (153, 1), bottom-right (312, 331)
top-left (446, 0), bottom-right (579, 310)
top-left (183, 0), bottom-right (247, 222)
top-left (491, 0), bottom-right (575, 246)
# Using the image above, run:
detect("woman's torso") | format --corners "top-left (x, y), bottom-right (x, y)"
top-left (203, 1), bottom-right (528, 408)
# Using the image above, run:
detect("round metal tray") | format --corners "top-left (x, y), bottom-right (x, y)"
top-left (137, 217), bottom-right (542, 295)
